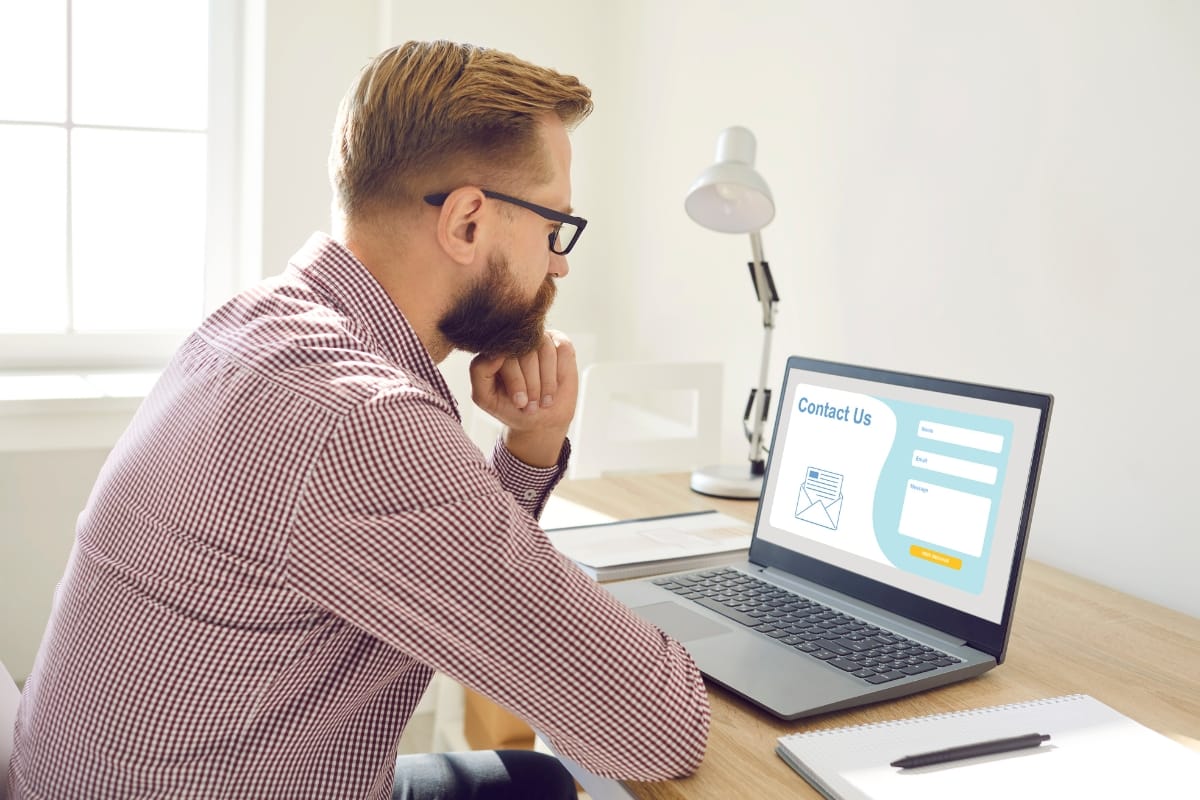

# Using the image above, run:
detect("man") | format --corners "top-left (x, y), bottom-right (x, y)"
top-left (8, 41), bottom-right (709, 799)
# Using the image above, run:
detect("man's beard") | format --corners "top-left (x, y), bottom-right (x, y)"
top-left (437, 253), bottom-right (557, 358)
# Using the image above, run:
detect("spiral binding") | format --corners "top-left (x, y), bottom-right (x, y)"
top-left (779, 694), bottom-right (1085, 742)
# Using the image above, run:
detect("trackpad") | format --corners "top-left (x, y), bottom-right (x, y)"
top-left (634, 602), bottom-right (732, 643)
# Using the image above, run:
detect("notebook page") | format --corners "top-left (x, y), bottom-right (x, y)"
top-left (776, 694), bottom-right (1200, 800)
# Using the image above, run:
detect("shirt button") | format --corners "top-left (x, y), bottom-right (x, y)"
top-left (522, 489), bottom-right (537, 502)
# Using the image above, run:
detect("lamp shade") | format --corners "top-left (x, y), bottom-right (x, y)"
top-left (685, 126), bottom-right (775, 234)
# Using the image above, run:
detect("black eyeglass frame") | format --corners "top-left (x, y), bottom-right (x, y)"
top-left (424, 189), bottom-right (588, 256)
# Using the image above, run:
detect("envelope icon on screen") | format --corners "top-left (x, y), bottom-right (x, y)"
top-left (796, 487), bottom-right (843, 530)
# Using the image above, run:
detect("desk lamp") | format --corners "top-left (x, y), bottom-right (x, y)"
top-left (685, 126), bottom-right (779, 499)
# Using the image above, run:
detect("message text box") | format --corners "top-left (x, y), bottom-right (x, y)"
top-left (898, 480), bottom-right (992, 558)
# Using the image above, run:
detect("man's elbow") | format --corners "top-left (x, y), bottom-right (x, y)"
top-left (548, 689), bottom-right (711, 782)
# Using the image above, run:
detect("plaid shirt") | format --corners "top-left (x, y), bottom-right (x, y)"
top-left (10, 234), bottom-right (710, 799)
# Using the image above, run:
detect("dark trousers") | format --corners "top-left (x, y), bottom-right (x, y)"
top-left (392, 750), bottom-right (578, 800)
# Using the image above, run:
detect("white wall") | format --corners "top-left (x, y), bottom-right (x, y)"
top-left (0, 449), bottom-right (111, 682)
top-left (251, 0), bottom-right (387, 278)
top-left (386, 0), bottom-right (1200, 617)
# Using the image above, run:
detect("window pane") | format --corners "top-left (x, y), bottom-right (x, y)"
top-left (0, 0), bottom-right (67, 122)
top-left (0, 125), bottom-right (68, 333)
top-left (72, 128), bottom-right (206, 332)
top-left (72, 0), bottom-right (208, 130)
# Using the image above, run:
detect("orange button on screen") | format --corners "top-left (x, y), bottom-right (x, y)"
top-left (909, 544), bottom-right (963, 570)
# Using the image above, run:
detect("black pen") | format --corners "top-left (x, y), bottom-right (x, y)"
top-left (890, 733), bottom-right (1051, 769)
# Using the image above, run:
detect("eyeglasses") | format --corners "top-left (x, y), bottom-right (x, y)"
top-left (424, 189), bottom-right (588, 255)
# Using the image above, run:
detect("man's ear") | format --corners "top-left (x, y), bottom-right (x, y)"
top-left (434, 187), bottom-right (487, 266)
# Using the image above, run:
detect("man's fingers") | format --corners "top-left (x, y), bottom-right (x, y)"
top-left (497, 357), bottom-right (531, 410)
top-left (548, 331), bottom-right (576, 388)
top-left (515, 348), bottom-right (543, 412)
top-left (469, 353), bottom-right (506, 382)
top-left (467, 353), bottom-right (504, 406)
top-left (469, 332), bottom-right (576, 419)
top-left (536, 333), bottom-right (558, 407)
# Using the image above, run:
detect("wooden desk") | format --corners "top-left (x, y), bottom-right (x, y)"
top-left (552, 473), bottom-right (1200, 800)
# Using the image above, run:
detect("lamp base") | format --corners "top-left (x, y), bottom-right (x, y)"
top-left (690, 464), bottom-right (764, 500)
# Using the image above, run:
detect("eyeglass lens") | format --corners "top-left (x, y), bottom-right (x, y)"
top-left (552, 222), bottom-right (579, 254)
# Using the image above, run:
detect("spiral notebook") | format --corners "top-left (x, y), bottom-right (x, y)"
top-left (776, 694), bottom-right (1200, 799)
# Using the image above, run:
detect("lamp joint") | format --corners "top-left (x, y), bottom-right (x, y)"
top-left (746, 260), bottom-right (780, 303)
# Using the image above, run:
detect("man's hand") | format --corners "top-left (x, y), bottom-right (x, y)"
top-left (469, 330), bottom-right (578, 468)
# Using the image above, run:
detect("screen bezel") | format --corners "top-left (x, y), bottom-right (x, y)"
top-left (747, 356), bottom-right (1053, 662)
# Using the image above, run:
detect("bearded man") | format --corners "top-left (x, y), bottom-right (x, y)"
top-left (8, 41), bottom-right (709, 800)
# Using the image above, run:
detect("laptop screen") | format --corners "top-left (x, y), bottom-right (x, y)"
top-left (751, 357), bottom-right (1052, 656)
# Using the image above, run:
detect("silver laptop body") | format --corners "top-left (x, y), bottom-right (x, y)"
top-left (606, 356), bottom-right (1053, 720)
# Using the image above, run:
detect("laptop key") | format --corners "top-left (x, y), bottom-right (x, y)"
top-left (900, 662), bottom-right (937, 675)
top-left (828, 657), bottom-right (862, 672)
top-left (691, 597), bottom-right (760, 627)
top-left (864, 670), bottom-right (906, 684)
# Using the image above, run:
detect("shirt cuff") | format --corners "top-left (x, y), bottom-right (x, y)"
top-left (493, 437), bottom-right (571, 519)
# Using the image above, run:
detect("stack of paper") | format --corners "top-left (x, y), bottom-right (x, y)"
top-left (545, 510), bottom-right (752, 582)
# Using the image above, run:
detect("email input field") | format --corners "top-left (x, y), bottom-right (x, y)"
top-left (917, 420), bottom-right (1004, 453)
top-left (912, 449), bottom-right (997, 485)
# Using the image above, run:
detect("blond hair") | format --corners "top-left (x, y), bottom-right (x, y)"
top-left (330, 41), bottom-right (593, 220)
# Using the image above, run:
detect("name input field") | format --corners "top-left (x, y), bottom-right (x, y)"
top-left (912, 449), bottom-right (998, 485)
top-left (917, 420), bottom-right (1004, 453)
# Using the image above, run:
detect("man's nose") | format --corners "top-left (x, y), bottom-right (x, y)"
top-left (549, 252), bottom-right (569, 279)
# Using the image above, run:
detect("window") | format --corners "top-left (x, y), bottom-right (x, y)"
top-left (0, 0), bottom-right (243, 371)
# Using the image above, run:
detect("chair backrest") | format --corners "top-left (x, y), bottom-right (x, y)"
top-left (569, 361), bottom-right (723, 479)
top-left (0, 659), bottom-right (20, 800)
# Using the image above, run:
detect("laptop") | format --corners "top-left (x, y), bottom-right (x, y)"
top-left (606, 356), bottom-right (1053, 720)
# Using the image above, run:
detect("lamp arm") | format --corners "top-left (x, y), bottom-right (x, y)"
top-left (749, 232), bottom-right (773, 321)
top-left (746, 231), bottom-right (778, 475)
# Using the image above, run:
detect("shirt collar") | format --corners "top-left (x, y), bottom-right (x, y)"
top-left (286, 232), bottom-right (460, 420)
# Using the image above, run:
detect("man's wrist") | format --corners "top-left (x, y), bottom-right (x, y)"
top-left (503, 426), bottom-right (569, 469)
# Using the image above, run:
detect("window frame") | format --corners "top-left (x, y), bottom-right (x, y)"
top-left (0, 0), bottom-right (248, 373)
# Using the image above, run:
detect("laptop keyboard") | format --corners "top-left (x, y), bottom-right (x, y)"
top-left (652, 566), bottom-right (961, 685)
